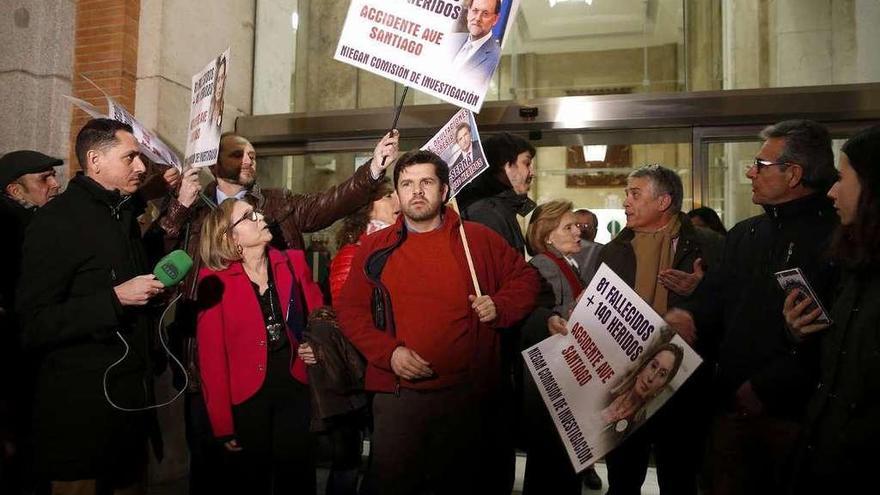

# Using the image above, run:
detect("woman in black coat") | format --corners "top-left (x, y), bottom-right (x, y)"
top-left (784, 125), bottom-right (880, 494)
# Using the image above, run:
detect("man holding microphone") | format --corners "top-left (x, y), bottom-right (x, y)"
top-left (16, 118), bottom-right (200, 495)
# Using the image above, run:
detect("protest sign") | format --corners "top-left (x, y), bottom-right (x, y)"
top-left (106, 99), bottom-right (182, 170)
top-left (334, 0), bottom-right (521, 113)
top-left (185, 48), bottom-right (229, 168)
top-left (420, 108), bottom-right (487, 198)
top-left (522, 263), bottom-right (703, 472)
top-left (66, 83), bottom-right (182, 170)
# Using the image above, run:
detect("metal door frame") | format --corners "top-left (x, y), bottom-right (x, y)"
top-left (236, 83), bottom-right (880, 206)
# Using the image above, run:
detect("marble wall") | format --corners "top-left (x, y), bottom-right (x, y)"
top-left (0, 0), bottom-right (75, 181)
top-left (136, 0), bottom-right (255, 158)
top-left (713, 0), bottom-right (880, 225)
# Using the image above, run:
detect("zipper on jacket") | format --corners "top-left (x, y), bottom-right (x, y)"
top-left (784, 241), bottom-right (794, 267)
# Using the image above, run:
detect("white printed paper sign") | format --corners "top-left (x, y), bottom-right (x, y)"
top-left (185, 48), bottom-right (229, 168)
top-left (522, 263), bottom-right (703, 472)
top-left (420, 108), bottom-right (488, 198)
top-left (334, 0), bottom-right (520, 113)
top-left (66, 88), bottom-right (181, 170)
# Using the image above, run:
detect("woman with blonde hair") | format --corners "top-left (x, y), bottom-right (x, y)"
top-left (526, 200), bottom-right (585, 316)
top-left (208, 54), bottom-right (226, 129)
top-left (196, 198), bottom-right (323, 494)
top-left (600, 338), bottom-right (684, 438)
top-left (522, 199), bottom-right (605, 493)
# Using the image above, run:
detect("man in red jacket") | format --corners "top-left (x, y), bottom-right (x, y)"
top-left (336, 149), bottom-right (539, 494)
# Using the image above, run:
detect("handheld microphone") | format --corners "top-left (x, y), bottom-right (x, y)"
top-left (153, 249), bottom-right (193, 287)
top-left (105, 249), bottom-right (194, 412)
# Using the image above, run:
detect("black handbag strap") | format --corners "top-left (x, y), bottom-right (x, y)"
top-left (283, 252), bottom-right (307, 342)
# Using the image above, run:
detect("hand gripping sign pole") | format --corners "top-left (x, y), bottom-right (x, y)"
top-left (383, 86), bottom-right (408, 167)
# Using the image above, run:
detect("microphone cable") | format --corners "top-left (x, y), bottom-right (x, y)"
top-left (103, 292), bottom-right (189, 412)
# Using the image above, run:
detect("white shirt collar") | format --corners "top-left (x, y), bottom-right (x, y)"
top-left (216, 187), bottom-right (247, 204)
top-left (453, 31), bottom-right (494, 67)
top-left (467, 31), bottom-right (494, 53)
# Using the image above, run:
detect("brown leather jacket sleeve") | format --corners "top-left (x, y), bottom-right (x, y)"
top-left (268, 162), bottom-right (381, 248)
top-left (156, 197), bottom-right (193, 247)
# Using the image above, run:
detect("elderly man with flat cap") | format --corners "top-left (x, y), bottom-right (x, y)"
top-left (0, 149), bottom-right (62, 492)
top-left (0, 150), bottom-right (63, 299)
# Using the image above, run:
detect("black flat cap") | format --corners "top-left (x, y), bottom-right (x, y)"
top-left (0, 150), bottom-right (63, 189)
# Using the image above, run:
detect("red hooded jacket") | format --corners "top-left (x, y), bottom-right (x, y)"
top-left (335, 209), bottom-right (539, 393)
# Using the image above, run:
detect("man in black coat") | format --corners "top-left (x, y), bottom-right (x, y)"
top-left (0, 150), bottom-right (62, 493)
top-left (454, 132), bottom-right (551, 493)
top-left (16, 119), bottom-right (181, 494)
top-left (596, 165), bottom-right (723, 495)
top-left (457, 132), bottom-right (536, 255)
top-left (680, 120), bottom-right (840, 495)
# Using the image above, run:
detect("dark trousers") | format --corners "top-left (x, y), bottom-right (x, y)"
top-left (521, 373), bottom-right (581, 495)
top-left (708, 413), bottom-right (800, 495)
top-left (363, 385), bottom-right (480, 495)
top-left (476, 384), bottom-right (516, 495)
top-left (230, 351), bottom-right (316, 495)
top-left (185, 393), bottom-right (230, 495)
top-left (322, 413), bottom-right (364, 495)
top-left (605, 370), bottom-right (712, 495)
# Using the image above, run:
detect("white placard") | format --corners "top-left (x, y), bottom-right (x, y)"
top-left (420, 108), bottom-right (488, 198)
top-left (334, 0), bottom-right (521, 113)
top-left (185, 48), bottom-right (229, 168)
top-left (523, 263), bottom-right (703, 472)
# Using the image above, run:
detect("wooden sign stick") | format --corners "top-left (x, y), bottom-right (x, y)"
top-left (448, 197), bottom-right (482, 297)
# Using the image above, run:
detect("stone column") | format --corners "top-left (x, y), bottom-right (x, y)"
top-left (686, 0), bottom-right (722, 91)
top-left (136, 0), bottom-right (255, 157)
top-left (0, 1), bottom-right (75, 179)
top-left (134, 0), bottom-right (257, 486)
top-left (854, 0), bottom-right (880, 83)
top-left (295, 0), bottom-right (358, 111)
top-left (254, 0), bottom-right (297, 115)
top-left (774, 0), bottom-right (835, 86)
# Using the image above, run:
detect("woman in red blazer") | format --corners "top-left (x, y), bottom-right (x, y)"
top-left (196, 198), bottom-right (324, 495)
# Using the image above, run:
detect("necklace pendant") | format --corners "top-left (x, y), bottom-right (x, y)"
top-left (267, 322), bottom-right (284, 343)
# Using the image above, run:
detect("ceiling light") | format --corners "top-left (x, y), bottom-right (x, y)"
top-left (583, 145), bottom-right (607, 162)
top-left (549, 0), bottom-right (593, 7)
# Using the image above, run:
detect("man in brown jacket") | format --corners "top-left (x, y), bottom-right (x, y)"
top-left (159, 130), bottom-right (399, 494)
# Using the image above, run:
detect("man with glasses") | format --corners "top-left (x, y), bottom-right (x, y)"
top-left (158, 130), bottom-right (398, 494)
top-left (452, 0), bottom-right (503, 85)
top-left (675, 120), bottom-right (840, 495)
